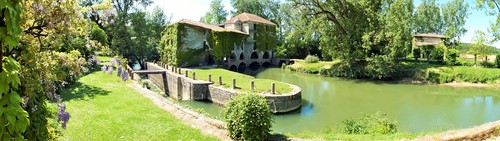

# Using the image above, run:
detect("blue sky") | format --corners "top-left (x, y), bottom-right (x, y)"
top-left (150, 0), bottom-right (500, 48)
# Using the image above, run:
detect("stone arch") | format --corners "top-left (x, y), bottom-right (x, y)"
top-left (249, 62), bottom-right (260, 71)
top-left (251, 52), bottom-right (258, 59)
top-left (262, 62), bottom-right (271, 68)
top-left (230, 53), bottom-right (236, 60)
top-left (263, 52), bottom-right (270, 59)
top-left (238, 62), bottom-right (246, 73)
top-left (239, 53), bottom-right (245, 60)
top-left (229, 65), bottom-right (237, 72)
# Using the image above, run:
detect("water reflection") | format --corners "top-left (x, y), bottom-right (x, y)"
top-left (180, 68), bottom-right (500, 134)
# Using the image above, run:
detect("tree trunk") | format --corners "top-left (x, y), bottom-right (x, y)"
top-left (0, 42), bottom-right (3, 73)
top-left (474, 54), bottom-right (477, 64)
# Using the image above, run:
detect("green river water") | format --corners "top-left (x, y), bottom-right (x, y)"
top-left (182, 68), bottom-right (500, 134)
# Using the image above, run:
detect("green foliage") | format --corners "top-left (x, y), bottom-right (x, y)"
top-left (342, 112), bottom-right (398, 135)
top-left (469, 30), bottom-right (493, 63)
top-left (446, 48), bottom-right (460, 65)
top-left (431, 46), bottom-right (445, 62)
top-left (208, 30), bottom-right (245, 63)
top-left (90, 21), bottom-right (108, 47)
top-left (496, 54), bottom-right (500, 68)
top-left (304, 55), bottom-right (319, 63)
top-left (224, 94), bottom-right (273, 141)
top-left (413, 48), bottom-right (421, 60)
top-left (158, 23), bottom-right (185, 66)
top-left (421, 45), bottom-right (435, 61)
top-left (254, 23), bottom-right (277, 51)
top-left (365, 56), bottom-right (403, 80)
top-left (424, 66), bottom-right (500, 84)
top-left (201, 0), bottom-right (228, 24)
top-left (0, 0), bottom-right (30, 140)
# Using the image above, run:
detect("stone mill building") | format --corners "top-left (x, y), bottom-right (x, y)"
top-left (159, 13), bottom-right (278, 72)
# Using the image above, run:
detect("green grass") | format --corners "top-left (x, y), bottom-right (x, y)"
top-left (285, 60), bottom-right (342, 74)
top-left (96, 56), bottom-right (112, 62)
top-left (285, 131), bottom-right (425, 141)
top-left (424, 66), bottom-right (500, 84)
top-left (59, 70), bottom-right (218, 140)
top-left (190, 68), bottom-right (292, 94)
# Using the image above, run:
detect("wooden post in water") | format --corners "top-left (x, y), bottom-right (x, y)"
top-left (232, 79), bottom-right (236, 89)
top-left (218, 76), bottom-right (222, 85)
top-left (272, 82), bottom-right (275, 94)
top-left (185, 70), bottom-right (188, 77)
top-left (251, 80), bottom-right (254, 92)
top-left (208, 74), bottom-right (212, 82)
top-left (192, 72), bottom-right (196, 80)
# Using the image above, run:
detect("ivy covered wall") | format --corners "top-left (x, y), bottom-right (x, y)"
top-left (254, 23), bottom-right (277, 51)
top-left (207, 31), bottom-right (246, 63)
top-left (158, 23), bottom-right (185, 66)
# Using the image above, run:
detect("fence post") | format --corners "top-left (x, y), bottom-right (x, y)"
top-left (172, 66), bottom-right (175, 72)
top-left (192, 72), bottom-right (196, 80)
top-left (208, 74), bottom-right (212, 82)
top-left (251, 80), bottom-right (254, 92)
top-left (166, 64), bottom-right (168, 69)
top-left (272, 82), bottom-right (275, 94)
top-left (218, 76), bottom-right (222, 85)
top-left (178, 68), bottom-right (181, 74)
top-left (232, 78), bottom-right (236, 89)
top-left (185, 70), bottom-right (188, 77)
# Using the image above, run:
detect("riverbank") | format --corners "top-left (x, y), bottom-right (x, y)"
top-left (58, 71), bottom-right (218, 140)
top-left (284, 60), bottom-right (500, 86)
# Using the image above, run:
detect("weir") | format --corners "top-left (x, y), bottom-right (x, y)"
top-left (139, 62), bottom-right (302, 113)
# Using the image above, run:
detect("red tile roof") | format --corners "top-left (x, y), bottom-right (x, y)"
top-left (414, 34), bottom-right (447, 38)
top-left (176, 19), bottom-right (247, 34)
top-left (223, 13), bottom-right (276, 26)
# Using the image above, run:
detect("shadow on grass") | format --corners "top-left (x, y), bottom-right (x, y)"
top-left (60, 82), bottom-right (111, 102)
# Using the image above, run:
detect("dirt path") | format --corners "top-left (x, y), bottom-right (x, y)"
top-left (127, 83), bottom-right (232, 141)
top-left (412, 120), bottom-right (500, 141)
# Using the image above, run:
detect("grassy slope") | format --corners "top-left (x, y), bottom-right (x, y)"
top-left (59, 71), bottom-right (218, 141)
top-left (191, 68), bottom-right (292, 94)
top-left (286, 60), bottom-right (342, 74)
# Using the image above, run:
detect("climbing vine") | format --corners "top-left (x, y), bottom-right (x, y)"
top-left (0, 0), bottom-right (30, 140)
top-left (207, 31), bottom-right (246, 63)
top-left (254, 23), bottom-right (277, 51)
top-left (158, 23), bottom-right (185, 66)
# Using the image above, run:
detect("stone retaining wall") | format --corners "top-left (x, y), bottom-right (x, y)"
top-left (145, 62), bottom-right (302, 113)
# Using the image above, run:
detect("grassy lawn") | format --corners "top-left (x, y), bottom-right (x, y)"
top-left (285, 131), bottom-right (425, 141)
top-left (59, 70), bottom-right (218, 140)
top-left (96, 55), bottom-right (112, 62)
top-left (285, 60), bottom-right (342, 74)
top-left (190, 68), bottom-right (293, 94)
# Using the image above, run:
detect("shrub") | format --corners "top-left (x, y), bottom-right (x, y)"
top-left (342, 112), bottom-right (398, 134)
top-left (304, 55), bottom-right (320, 63)
top-left (432, 47), bottom-right (445, 62)
top-left (365, 56), bottom-right (404, 80)
top-left (496, 54), bottom-right (500, 68)
top-left (446, 48), bottom-right (460, 65)
top-left (223, 94), bottom-right (273, 141)
top-left (412, 48), bottom-right (421, 61)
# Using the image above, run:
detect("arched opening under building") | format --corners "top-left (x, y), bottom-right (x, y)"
top-left (239, 53), bottom-right (245, 60)
top-left (238, 62), bottom-right (246, 73)
top-left (229, 65), bottom-right (237, 72)
top-left (230, 53), bottom-right (236, 60)
top-left (249, 62), bottom-right (260, 71)
top-left (263, 52), bottom-right (270, 59)
top-left (251, 52), bottom-right (258, 59)
top-left (262, 62), bottom-right (271, 68)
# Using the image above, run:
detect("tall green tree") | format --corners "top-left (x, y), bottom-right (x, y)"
top-left (414, 0), bottom-right (442, 34)
top-left (277, 2), bottom-right (321, 59)
top-left (383, 0), bottom-right (415, 59)
top-left (469, 30), bottom-right (493, 63)
top-left (441, 0), bottom-right (469, 44)
top-left (477, 0), bottom-right (500, 41)
top-left (201, 0), bottom-right (228, 24)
